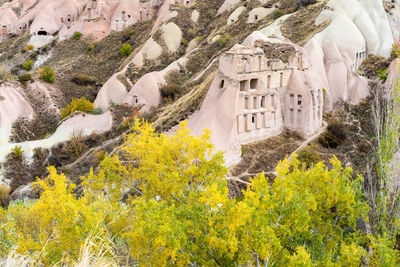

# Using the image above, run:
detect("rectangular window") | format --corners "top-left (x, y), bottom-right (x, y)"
top-left (297, 95), bottom-right (302, 106)
top-left (245, 96), bottom-right (249, 109)
top-left (290, 109), bottom-right (294, 125)
top-left (260, 96), bottom-right (265, 108)
top-left (290, 94), bottom-right (294, 106)
top-left (297, 109), bottom-right (301, 126)
top-left (240, 80), bottom-right (247, 91)
top-left (254, 96), bottom-right (257, 109)
top-left (252, 114), bottom-right (256, 124)
top-left (250, 79), bottom-right (258, 90)
top-left (280, 72), bottom-right (283, 87)
top-left (267, 75), bottom-right (271, 89)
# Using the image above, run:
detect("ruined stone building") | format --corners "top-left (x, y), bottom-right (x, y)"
top-left (217, 42), bottom-right (323, 145)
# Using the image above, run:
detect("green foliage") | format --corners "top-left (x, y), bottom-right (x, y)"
top-left (11, 146), bottom-right (24, 158)
top-left (73, 31), bottom-right (82, 40)
top-left (392, 39), bottom-right (400, 58)
top-left (18, 73), bottom-right (32, 84)
top-left (377, 68), bottom-right (388, 83)
top-left (159, 70), bottom-right (186, 102)
top-left (297, 145), bottom-right (321, 168)
top-left (273, 10), bottom-right (283, 19)
top-left (21, 60), bottom-right (34, 71)
top-left (0, 121), bottom-right (399, 265)
top-left (87, 42), bottom-right (97, 52)
top-left (119, 43), bottom-right (132, 56)
top-left (319, 120), bottom-right (346, 148)
top-left (38, 66), bottom-right (55, 83)
top-left (60, 97), bottom-right (95, 119)
top-left (218, 34), bottom-right (231, 48)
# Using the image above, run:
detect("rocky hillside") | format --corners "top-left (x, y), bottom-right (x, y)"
top-left (0, 0), bottom-right (398, 200)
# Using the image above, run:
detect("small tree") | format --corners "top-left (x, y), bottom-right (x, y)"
top-left (38, 66), bottom-right (55, 83)
top-left (119, 43), bottom-right (132, 56)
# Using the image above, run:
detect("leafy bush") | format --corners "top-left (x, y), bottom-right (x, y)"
top-left (11, 146), bottom-right (24, 158)
top-left (0, 121), bottom-right (399, 265)
top-left (60, 97), bottom-right (95, 119)
top-left (22, 44), bottom-right (34, 52)
top-left (319, 120), bottom-right (347, 148)
top-left (218, 34), bottom-right (231, 48)
top-left (119, 43), bottom-right (132, 56)
top-left (377, 68), bottom-right (388, 83)
top-left (71, 73), bottom-right (96, 85)
top-left (87, 42), bottom-right (97, 52)
top-left (18, 73), bottom-right (32, 84)
top-left (73, 31), bottom-right (82, 40)
top-left (21, 60), bottom-right (34, 71)
top-left (273, 10), bottom-right (283, 19)
top-left (38, 66), bottom-right (55, 83)
top-left (298, 145), bottom-right (321, 168)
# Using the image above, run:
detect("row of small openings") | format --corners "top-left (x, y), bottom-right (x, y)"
top-left (289, 94), bottom-right (302, 106)
top-left (61, 16), bottom-right (72, 23)
top-left (244, 94), bottom-right (277, 110)
top-left (240, 79), bottom-right (258, 91)
top-left (248, 111), bottom-right (276, 129)
top-left (288, 109), bottom-right (302, 126)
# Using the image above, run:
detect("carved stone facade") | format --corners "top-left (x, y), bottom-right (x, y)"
top-left (217, 43), bottom-right (323, 145)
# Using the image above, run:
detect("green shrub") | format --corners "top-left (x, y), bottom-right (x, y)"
top-left (18, 73), bottom-right (32, 84)
top-left (298, 146), bottom-right (321, 168)
top-left (22, 60), bottom-right (34, 71)
top-left (87, 42), bottom-right (97, 52)
top-left (119, 43), bottom-right (132, 56)
top-left (38, 66), bottom-right (55, 83)
top-left (91, 107), bottom-right (103, 115)
top-left (73, 31), bottom-right (82, 40)
top-left (319, 121), bottom-right (347, 148)
top-left (377, 68), bottom-right (388, 83)
top-left (11, 146), bottom-right (24, 158)
top-left (218, 34), bottom-right (231, 48)
top-left (71, 73), bottom-right (96, 85)
top-left (61, 97), bottom-right (95, 119)
top-left (273, 10), bottom-right (283, 19)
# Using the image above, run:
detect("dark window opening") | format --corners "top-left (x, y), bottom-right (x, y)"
top-left (240, 80), bottom-right (247, 91)
top-left (250, 79), bottom-right (258, 90)
top-left (252, 114), bottom-right (256, 124)
top-left (220, 79), bottom-right (225, 88)
top-left (254, 15), bottom-right (258, 20)
top-left (38, 31), bottom-right (48, 36)
top-left (135, 99), bottom-right (138, 103)
top-left (297, 95), bottom-right (302, 105)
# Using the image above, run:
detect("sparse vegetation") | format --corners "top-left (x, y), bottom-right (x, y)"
top-left (71, 73), bottom-right (96, 85)
top-left (21, 60), bottom-right (34, 71)
top-left (298, 145), bottom-right (321, 168)
top-left (73, 31), bottom-right (82, 40)
top-left (61, 97), bottom-right (95, 119)
top-left (119, 43), bottom-right (132, 56)
top-left (11, 146), bottom-right (24, 158)
top-left (38, 66), bottom-right (55, 83)
top-left (23, 44), bottom-right (34, 52)
top-left (18, 73), bottom-right (32, 84)
top-left (319, 120), bottom-right (347, 148)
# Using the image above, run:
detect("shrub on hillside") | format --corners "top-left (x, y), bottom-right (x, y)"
top-left (119, 43), bottom-right (132, 56)
top-left (71, 73), bottom-right (96, 85)
top-left (21, 60), bottom-right (34, 71)
top-left (11, 146), bottom-right (24, 158)
top-left (38, 66), bottom-right (55, 83)
top-left (298, 145), bottom-right (321, 168)
top-left (319, 120), bottom-right (347, 148)
top-left (61, 97), bottom-right (95, 119)
top-left (18, 73), bottom-right (32, 84)
top-left (73, 31), bottom-right (82, 40)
